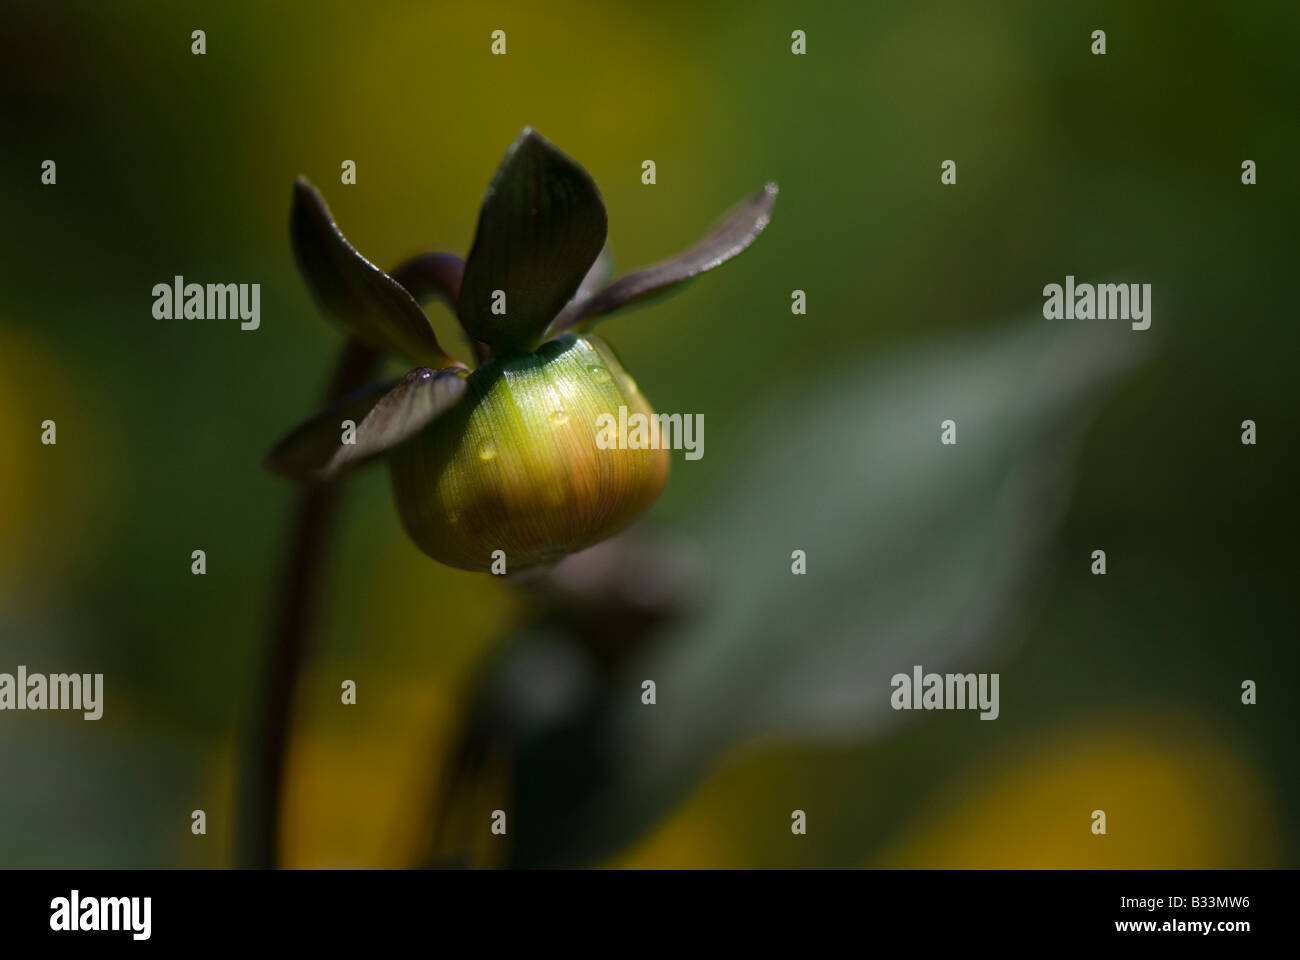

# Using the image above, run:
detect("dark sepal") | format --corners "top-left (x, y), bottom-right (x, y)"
top-left (458, 128), bottom-right (607, 354)
top-left (291, 177), bottom-right (458, 368)
top-left (547, 182), bottom-right (777, 337)
top-left (264, 366), bottom-right (468, 482)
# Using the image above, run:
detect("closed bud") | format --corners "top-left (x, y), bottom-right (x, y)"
top-left (389, 334), bottom-right (669, 572)
top-left (274, 132), bottom-right (774, 575)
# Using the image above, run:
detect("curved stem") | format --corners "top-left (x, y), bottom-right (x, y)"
top-left (239, 338), bottom-right (381, 868)
top-left (391, 251), bottom-right (493, 366)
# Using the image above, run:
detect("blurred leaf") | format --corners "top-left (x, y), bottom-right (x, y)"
top-left (501, 319), bottom-right (1142, 866)
top-left (427, 627), bottom-right (600, 867)
top-left (291, 177), bottom-right (458, 367)
top-left (265, 366), bottom-right (467, 482)
top-left (458, 128), bottom-right (607, 354)
top-left (547, 183), bottom-right (777, 337)
top-left (0, 724), bottom-right (204, 868)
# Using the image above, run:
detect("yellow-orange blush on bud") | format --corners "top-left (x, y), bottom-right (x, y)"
top-left (389, 334), bottom-right (669, 572)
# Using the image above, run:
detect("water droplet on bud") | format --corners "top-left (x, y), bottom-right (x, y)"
top-left (389, 334), bottom-right (670, 573)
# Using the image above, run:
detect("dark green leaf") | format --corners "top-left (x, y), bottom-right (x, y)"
top-left (458, 128), bottom-right (607, 353)
top-left (264, 366), bottom-right (467, 482)
top-left (499, 320), bottom-right (1143, 865)
top-left (291, 177), bottom-right (457, 367)
top-left (547, 183), bottom-right (777, 337)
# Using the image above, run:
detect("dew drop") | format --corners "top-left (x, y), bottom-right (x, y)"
top-left (588, 364), bottom-right (611, 384)
top-left (550, 408), bottom-right (569, 425)
top-left (477, 439), bottom-right (497, 462)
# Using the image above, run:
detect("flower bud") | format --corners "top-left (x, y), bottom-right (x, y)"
top-left (389, 334), bottom-right (669, 572)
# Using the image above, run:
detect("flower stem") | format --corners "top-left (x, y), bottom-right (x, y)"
top-left (239, 338), bottom-right (382, 868)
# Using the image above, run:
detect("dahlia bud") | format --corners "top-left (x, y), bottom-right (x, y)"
top-left (267, 127), bottom-right (775, 573)
top-left (390, 334), bottom-right (668, 571)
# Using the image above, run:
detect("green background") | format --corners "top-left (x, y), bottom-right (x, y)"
top-left (0, 0), bottom-right (1295, 867)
